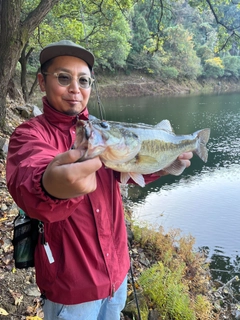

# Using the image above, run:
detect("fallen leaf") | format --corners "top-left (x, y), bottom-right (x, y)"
top-left (9, 289), bottom-right (24, 305)
top-left (0, 307), bottom-right (9, 315)
top-left (26, 316), bottom-right (43, 320)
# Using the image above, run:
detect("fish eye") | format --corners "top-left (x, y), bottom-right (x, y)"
top-left (100, 121), bottom-right (109, 129)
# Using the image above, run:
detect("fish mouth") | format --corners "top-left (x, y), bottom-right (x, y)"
top-left (74, 120), bottom-right (108, 159)
top-left (78, 120), bottom-right (96, 140)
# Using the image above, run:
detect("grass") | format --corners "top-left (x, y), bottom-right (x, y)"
top-left (125, 222), bottom-right (218, 319)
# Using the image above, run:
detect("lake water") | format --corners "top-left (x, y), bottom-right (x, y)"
top-left (90, 92), bottom-right (240, 289)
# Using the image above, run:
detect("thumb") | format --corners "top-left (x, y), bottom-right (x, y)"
top-left (54, 149), bottom-right (87, 166)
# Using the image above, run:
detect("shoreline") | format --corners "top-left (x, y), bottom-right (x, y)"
top-left (89, 74), bottom-right (240, 99)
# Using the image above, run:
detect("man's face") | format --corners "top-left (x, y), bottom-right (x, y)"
top-left (38, 56), bottom-right (92, 116)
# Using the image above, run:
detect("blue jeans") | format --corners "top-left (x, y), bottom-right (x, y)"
top-left (43, 276), bottom-right (127, 320)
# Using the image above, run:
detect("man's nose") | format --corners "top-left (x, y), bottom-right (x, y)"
top-left (68, 79), bottom-right (81, 93)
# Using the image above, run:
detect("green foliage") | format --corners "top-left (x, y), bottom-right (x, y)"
top-left (89, 11), bottom-right (131, 70)
top-left (222, 55), bottom-right (240, 78)
top-left (194, 295), bottom-right (213, 320)
top-left (130, 10), bottom-right (150, 54)
top-left (139, 262), bottom-right (195, 319)
top-left (5, 0), bottom-right (240, 103)
top-left (19, 0), bottom-right (240, 80)
top-left (131, 224), bottom-right (216, 319)
top-left (159, 66), bottom-right (179, 79)
top-left (162, 25), bottom-right (202, 79)
top-left (203, 57), bottom-right (225, 78)
top-left (197, 45), bottom-right (215, 64)
top-left (189, 0), bottom-right (240, 53)
top-left (32, 0), bottom-right (132, 70)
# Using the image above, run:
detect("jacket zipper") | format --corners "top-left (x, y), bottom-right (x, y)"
top-left (111, 283), bottom-right (115, 297)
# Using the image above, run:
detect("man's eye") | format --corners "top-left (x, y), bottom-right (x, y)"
top-left (79, 76), bottom-right (88, 84)
top-left (59, 73), bottom-right (71, 81)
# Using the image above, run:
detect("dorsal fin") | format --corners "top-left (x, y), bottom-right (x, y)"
top-left (155, 119), bottom-right (174, 133)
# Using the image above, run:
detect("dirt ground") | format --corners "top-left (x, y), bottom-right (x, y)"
top-left (0, 162), bottom-right (42, 319)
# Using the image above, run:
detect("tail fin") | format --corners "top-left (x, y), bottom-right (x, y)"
top-left (195, 128), bottom-right (210, 162)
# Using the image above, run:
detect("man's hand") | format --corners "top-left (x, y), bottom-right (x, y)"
top-left (42, 149), bottom-right (102, 199)
top-left (178, 151), bottom-right (193, 168)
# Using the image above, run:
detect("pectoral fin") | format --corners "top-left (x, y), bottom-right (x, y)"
top-left (120, 172), bottom-right (146, 187)
top-left (163, 159), bottom-right (187, 176)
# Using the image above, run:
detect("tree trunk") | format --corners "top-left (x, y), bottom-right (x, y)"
top-left (0, 0), bottom-right (60, 131)
top-left (0, 0), bottom-right (22, 131)
top-left (29, 68), bottom-right (41, 100)
top-left (7, 78), bottom-right (20, 101)
top-left (19, 44), bottom-right (30, 102)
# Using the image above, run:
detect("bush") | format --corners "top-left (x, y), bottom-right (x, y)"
top-left (130, 225), bottom-right (216, 319)
top-left (160, 66), bottom-right (179, 79)
top-left (203, 57), bottom-right (224, 78)
top-left (222, 55), bottom-right (240, 78)
top-left (139, 262), bottom-right (196, 319)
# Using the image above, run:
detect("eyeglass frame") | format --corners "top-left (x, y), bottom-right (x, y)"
top-left (42, 72), bottom-right (95, 89)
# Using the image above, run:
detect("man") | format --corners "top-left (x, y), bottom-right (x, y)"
top-left (6, 40), bottom-right (192, 320)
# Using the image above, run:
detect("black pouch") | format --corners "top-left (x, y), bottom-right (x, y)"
top-left (12, 209), bottom-right (39, 269)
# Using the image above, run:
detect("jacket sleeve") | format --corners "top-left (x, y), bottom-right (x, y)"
top-left (6, 121), bottom-right (84, 223)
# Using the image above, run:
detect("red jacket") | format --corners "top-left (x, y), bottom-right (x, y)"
top-left (7, 97), bottom-right (157, 304)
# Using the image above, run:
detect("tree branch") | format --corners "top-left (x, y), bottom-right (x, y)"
top-left (206, 0), bottom-right (234, 31)
top-left (205, 0), bottom-right (240, 51)
top-left (22, 0), bottom-right (60, 35)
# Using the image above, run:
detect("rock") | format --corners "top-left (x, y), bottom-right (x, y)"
top-left (1, 204), bottom-right (8, 211)
top-left (16, 105), bottom-right (32, 118)
top-left (15, 104), bottom-right (42, 119)
top-left (138, 252), bottom-right (150, 267)
top-left (0, 137), bottom-right (9, 158)
top-left (24, 284), bottom-right (40, 297)
top-left (30, 105), bottom-right (42, 117)
top-left (233, 309), bottom-right (240, 319)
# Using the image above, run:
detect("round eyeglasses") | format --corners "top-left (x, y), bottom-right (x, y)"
top-left (43, 72), bottom-right (94, 89)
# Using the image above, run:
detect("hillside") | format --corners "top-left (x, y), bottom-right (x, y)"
top-left (87, 73), bottom-right (240, 99)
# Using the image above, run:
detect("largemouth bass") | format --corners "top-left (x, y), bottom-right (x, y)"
top-left (75, 116), bottom-right (210, 187)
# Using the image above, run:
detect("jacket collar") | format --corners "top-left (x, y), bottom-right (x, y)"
top-left (42, 96), bottom-right (89, 129)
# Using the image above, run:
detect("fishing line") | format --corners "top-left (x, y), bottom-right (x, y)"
top-left (80, 3), bottom-right (142, 318)
top-left (79, 1), bottom-right (105, 120)
top-left (129, 248), bottom-right (142, 320)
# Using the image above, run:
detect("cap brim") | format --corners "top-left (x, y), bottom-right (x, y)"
top-left (40, 45), bottom-right (94, 69)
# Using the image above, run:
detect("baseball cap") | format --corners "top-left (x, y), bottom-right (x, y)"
top-left (39, 40), bottom-right (94, 69)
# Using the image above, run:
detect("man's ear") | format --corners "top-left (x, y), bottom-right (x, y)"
top-left (38, 73), bottom-right (46, 92)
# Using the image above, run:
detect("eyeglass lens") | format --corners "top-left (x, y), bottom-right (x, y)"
top-left (57, 73), bottom-right (92, 88)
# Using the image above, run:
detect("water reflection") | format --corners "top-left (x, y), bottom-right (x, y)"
top-left (209, 247), bottom-right (240, 297)
top-left (132, 165), bottom-right (240, 257)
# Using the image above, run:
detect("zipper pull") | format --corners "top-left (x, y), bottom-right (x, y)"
top-left (38, 221), bottom-right (46, 245)
top-left (111, 284), bottom-right (115, 297)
